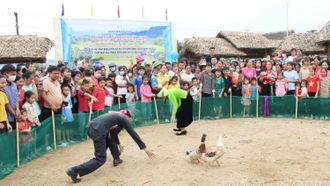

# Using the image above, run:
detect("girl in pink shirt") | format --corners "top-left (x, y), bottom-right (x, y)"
top-left (275, 72), bottom-right (288, 96)
top-left (139, 75), bottom-right (156, 122)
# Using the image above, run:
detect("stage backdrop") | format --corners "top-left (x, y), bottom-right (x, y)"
top-left (58, 18), bottom-right (175, 67)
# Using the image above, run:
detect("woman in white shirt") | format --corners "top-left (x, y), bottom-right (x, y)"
top-left (115, 66), bottom-right (130, 103)
top-left (180, 65), bottom-right (195, 84)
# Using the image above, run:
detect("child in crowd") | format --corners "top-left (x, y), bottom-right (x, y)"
top-left (200, 64), bottom-right (215, 97)
top-left (0, 75), bottom-right (10, 134)
top-left (78, 79), bottom-right (98, 113)
top-left (250, 77), bottom-right (261, 99)
top-left (17, 108), bottom-right (34, 161)
top-left (241, 77), bottom-right (251, 117)
top-left (319, 68), bottom-right (330, 97)
top-left (182, 81), bottom-right (190, 93)
top-left (214, 69), bottom-right (225, 118)
top-left (61, 84), bottom-right (73, 144)
top-left (222, 67), bottom-right (232, 97)
top-left (306, 67), bottom-right (320, 98)
top-left (22, 91), bottom-right (40, 127)
top-left (168, 76), bottom-right (180, 90)
top-left (300, 80), bottom-right (308, 97)
top-left (126, 84), bottom-right (136, 104)
top-left (275, 72), bottom-right (288, 96)
top-left (104, 78), bottom-right (121, 108)
top-left (92, 77), bottom-right (109, 112)
top-left (294, 82), bottom-right (302, 97)
top-left (134, 66), bottom-right (145, 101)
top-left (140, 75), bottom-right (156, 122)
top-left (150, 68), bottom-right (159, 91)
top-left (190, 77), bottom-right (200, 101)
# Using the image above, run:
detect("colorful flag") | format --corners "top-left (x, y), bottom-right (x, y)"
top-left (117, 6), bottom-right (120, 18)
top-left (90, 4), bottom-right (93, 17)
top-left (165, 8), bottom-right (168, 21)
top-left (142, 6), bottom-right (144, 19)
top-left (61, 3), bottom-right (64, 17)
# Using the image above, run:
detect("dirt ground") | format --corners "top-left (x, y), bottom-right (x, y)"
top-left (1, 118), bottom-right (330, 186)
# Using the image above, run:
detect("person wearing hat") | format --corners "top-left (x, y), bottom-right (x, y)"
top-left (155, 87), bottom-right (193, 135)
top-left (108, 61), bottom-right (117, 74)
top-left (152, 61), bottom-right (162, 71)
top-left (136, 56), bottom-right (144, 66)
top-left (66, 109), bottom-right (156, 183)
top-left (299, 56), bottom-right (312, 80)
top-left (144, 61), bottom-right (152, 78)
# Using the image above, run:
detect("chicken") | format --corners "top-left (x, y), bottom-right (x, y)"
top-left (201, 134), bottom-right (225, 167)
top-left (186, 134), bottom-right (207, 164)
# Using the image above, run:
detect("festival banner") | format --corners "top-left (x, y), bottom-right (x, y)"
top-left (61, 18), bottom-right (172, 67)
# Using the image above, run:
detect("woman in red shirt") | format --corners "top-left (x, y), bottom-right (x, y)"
top-left (260, 62), bottom-right (277, 96)
top-left (306, 67), bottom-right (320, 98)
top-left (14, 75), bottom-right (25, 109)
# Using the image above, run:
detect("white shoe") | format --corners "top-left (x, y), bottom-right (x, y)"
top-left (153, 119), bottom-right (157, 123)
top-left (45, 146), bottom-right (52, 151)
top-left (165, 119), bottom-right (170, 123)
top-left (57, 143), bottom-right (67, 148)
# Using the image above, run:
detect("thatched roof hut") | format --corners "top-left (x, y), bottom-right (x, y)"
top-left (216, 31), bottom-right (280, 49)
top-left (280, 33), bottom-right (325, 54)
top-left (0, 35), bottom-right (54, 64)
top-left (263, 30), bottom-right (295, 40)
top-left (179, 37), bottom-right (246, 59)
top-left (317, 21), bottom-right (330, 44)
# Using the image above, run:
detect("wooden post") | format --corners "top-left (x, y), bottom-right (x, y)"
top-left (16, 122), bottom-right (20, 167)
top-left (51, 110), bottom-right (57, 150)
top-left (198, 94), bottom-right (202, 120)
top-left (118, 97), bottom-right (121, 109)
top-left (256, 87), bottom-right (259, 118)
top-left (153, 97), bottom-right (159, 124)
top-left (230, 91), bottom-right (233, 118)
top-left (295, 92), bottom-right (298, 119)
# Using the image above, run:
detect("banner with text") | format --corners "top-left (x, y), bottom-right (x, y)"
top-left (62, 18), bottom-right (172, 67)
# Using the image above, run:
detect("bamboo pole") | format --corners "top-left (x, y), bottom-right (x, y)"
top-left (295, 92), bottom-right (298, 119)
top-left (256, 86), bottom-right (259, 118)
top-left (153, 97), bottom-right (159, 124)
top-left (88, 100), bottom-right (93, 122)
top-left (198, 93), bottom-right (202, 120)
top-left (118, 97), bottom-right (121, 109)
top-left (230, 91), bottom-right (233, 118)
top-left (16, 122), bottom-right (20, 167)
top-left (51, 110), bottom-right (57, 150)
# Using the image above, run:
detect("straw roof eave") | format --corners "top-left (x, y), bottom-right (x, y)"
top-left (216, 31), bottom-right (280, 49)
top-left (0, 35), bottom-right (54, 64)
top-left (179, 37), bottom-right (247, 58)
top-left (280, 33), bottom-right (325, 53)
top-left (317, 21), bottom-right (330, 44)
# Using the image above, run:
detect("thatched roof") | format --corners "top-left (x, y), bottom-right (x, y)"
top-left (263, 29), bottom-right (295, 40)
top-left (216, 31), bottom-right (280, 49)
top-left (280, 33), bottom-right (325, 53)
top-left (179, 37), bottom-right (246, 57)
top-left (317, 21), bottom-right (330, 44)
top-left (0, 35), bottom-right (54, 64)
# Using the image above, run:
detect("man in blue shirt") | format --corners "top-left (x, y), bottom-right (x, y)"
top-left (1, 64), bottom-right (20, 129)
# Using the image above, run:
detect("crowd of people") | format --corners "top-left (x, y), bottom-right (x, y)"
top-left (0, 47), bottom-right (330, 147)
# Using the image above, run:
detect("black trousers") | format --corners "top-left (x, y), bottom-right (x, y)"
top-left (75, 128), bottom-right (108, 177)
top-left (202, 92), bottom-right (212, 97)
top-left (107, 126), bottom-right (122, 160)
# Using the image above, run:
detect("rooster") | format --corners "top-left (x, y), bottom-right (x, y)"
top-left (201, 134), bottom-right (225, 167)
top-left (186, 134), bottom-right (207, 164)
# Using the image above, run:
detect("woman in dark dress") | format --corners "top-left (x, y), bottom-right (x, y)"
top-left (156, 88), bottom-right (193, 135)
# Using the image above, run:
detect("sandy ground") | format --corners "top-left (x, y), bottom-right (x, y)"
top-left (1, 118), bottom-right (330, 186)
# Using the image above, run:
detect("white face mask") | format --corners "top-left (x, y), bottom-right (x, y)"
top-left (85, 77), bottom-right (91, 80)
top-left (110, 67), bottom-right (116, 72)
top-left (128, 73), bottom-right (132, 77)
top-left (119, 71), bottom-right (125, 76)
top-left (229, 68), bottom-right (234, 71)
top-left (8, 75), bottom-right (16, 82)
top-left (95, 73), bottom-right (102, 78)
